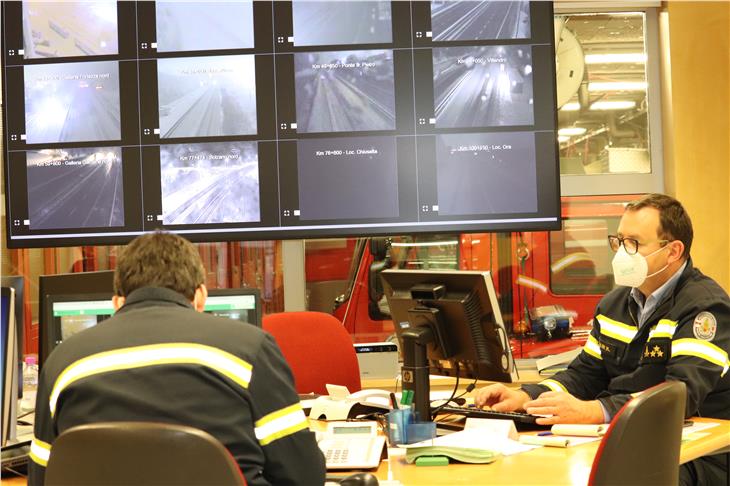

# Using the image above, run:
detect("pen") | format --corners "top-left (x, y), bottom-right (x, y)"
top-left (389, 392), bottom-right (398, 409)
top-left (537, 432), bottom-right (553, 436)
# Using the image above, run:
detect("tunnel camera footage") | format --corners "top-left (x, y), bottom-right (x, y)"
top-left (297, 136), bottom-right (399, 221)
top-left (160, 142), bottom-right (261, 226)
top-left (157, 55), bottom-right (258, 139)
top-left (433, 45), bottom-right (534, 128)
top-left (22, 0), bottom-right (119, 59)
top-left (292, 1), bottom-right (393, 47)
top-left (431, 1), bottom-right (531, 41)
top-left (23, 61), bottom-right (121, 144)
top-left (436, 132), bottom-right (537, 215)
top-left (26, 147), bottom-right (125, 230)
top-left (295, 49), bottom-right (396, 133)
top-left (155, 1), bottom-right (254, 53)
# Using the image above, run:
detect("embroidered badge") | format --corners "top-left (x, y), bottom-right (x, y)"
top-left (693, 312), bottom-right (717, 341)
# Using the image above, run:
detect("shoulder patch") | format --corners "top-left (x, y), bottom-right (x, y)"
top-left (692, 312), bottom-right (717, 341)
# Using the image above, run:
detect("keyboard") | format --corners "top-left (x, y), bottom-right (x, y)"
top-left (436, 406), bottom-right (550, 431)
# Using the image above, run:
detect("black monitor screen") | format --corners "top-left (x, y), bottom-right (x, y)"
top-left (381, 268), bottom-right (515, 381)
top-left (3, 1), bottom-right (559, 248)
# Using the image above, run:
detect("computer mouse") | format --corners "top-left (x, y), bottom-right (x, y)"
top-left (339, 472), bottom-right (380, 486)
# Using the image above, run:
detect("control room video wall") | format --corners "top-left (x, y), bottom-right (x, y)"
top-left (2, 1), bottom-right (560, 248)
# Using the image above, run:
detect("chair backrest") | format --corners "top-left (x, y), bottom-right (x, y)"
top-left (589, 380), bottom-right (687, 486)
top-left (263, 311), bottom-right (361, 395)
top-left (44, 421), bottom-right (246, 486)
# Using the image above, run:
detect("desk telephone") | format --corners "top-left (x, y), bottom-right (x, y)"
top-left (317, 421), bottom-right (386, 470)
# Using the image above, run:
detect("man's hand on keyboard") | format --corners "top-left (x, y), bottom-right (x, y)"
top-left (474, 383), bottom-right (531, 412)
top-left (524, 391), bottom-right (604, 425)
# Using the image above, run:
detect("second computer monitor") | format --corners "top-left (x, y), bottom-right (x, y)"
top-left (40, 285), bottom-right (262, 366)
top-left (381, 269), bottom-right (515, 383)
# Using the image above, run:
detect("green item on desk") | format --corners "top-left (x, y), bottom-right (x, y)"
top-left (415, 455), bottom-right (449, 467)
top-left (405, 446), bottom-right (500, 465)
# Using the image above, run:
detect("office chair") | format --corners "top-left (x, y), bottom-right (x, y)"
top-left (263, 311), bottom-right (361, 395)
top-left (44, 421), bottom-right (246, 486)
top-left (588, 380), bottom-right (687, 486)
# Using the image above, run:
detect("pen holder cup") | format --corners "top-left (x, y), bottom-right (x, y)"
top-left (386, 409), bottom-right (436, 445)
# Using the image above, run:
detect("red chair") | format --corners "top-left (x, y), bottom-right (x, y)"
top-left (589, 380), bottom-right (687, 486)
top-left (263, 311), bottom-right (361, 395)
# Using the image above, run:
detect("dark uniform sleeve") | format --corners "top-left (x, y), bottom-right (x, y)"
top-left (247, 333), bottom-right (326, 485)
top-left (664, 300), bottom-right (730, 417)
top-left (522, 321), bottom-right (612, 403)
top-left (27, 362), bottom-right (57, 486)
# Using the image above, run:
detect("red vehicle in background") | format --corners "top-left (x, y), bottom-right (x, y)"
top-left (307, 195), bottom-right (638, 359)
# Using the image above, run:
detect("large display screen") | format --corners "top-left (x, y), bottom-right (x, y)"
top-left (2, 1), bottom-right (559, 248)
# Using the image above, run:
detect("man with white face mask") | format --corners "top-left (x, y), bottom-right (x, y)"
top-left (475, 194), bottom-right (729, 485)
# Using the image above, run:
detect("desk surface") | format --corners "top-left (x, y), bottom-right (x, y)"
top-left (4, 418), bottom-right (727, 486)
top-left (371, 417), bottom-right (730, 485)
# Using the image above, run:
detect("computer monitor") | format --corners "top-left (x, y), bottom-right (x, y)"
top-left (381, 269), bottom-right (515, 421)
top-left (1, 287), bottom-right (18, 447)
top-left (40, 287), bottom-right (262, 364)
top-left (1, 276), bottom-right (25, 399)
top-left (38, 271), bottom-right (115, 367)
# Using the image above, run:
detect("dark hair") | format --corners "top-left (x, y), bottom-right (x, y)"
top-left (625, 193), bottom-right (693, 258)
top-left (114, 232), bottom-right (205, 300)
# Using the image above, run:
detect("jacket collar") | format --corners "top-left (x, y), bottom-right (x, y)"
top-left (116, 287), bottom-right (194, 314)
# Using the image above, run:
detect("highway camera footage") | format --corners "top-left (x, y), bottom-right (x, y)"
top-left (22, 0), bottom-right (119, 59)
top-left (24, 61), bottom-right (121, 144)
top-left (295, 49), bottom-right (396, 133)
top-left (436, 132), bottom-right (537, 215)
top-left (157, 55), bottom-right (258, 139)
top-left (431, 1), bottom-right (531, 41)
top-left (433, 45), bottom-right (534, 128)
top-left (26, 148), bottom-right (124, 230)
top-left (160, 142), bottom-right (261, 225)
top-left (155, 1), bottom-right (254, 53)
top-left (292, 1), bottom-right (393, 47)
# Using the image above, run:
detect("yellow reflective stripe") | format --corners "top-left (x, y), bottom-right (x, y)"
top-left (596, 314), bottom-right (637, 343)
top-left (540, 379), bottom-right (568, 392)
top-left (671, 338), bottom-right (730, 376)
top-left (648, 319), bottom-right (678, 341)
top-left (254, 403), bottom-right (309, 446)
top-left (30, 437), bottom-right (51, 467)
top-left (583, 335), bottom-right (602, 360)
top-left (50, 343), bottom-right (253, 417)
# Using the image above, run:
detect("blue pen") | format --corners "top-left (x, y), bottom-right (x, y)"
top-left (537, 431), bottom-right (553, 436)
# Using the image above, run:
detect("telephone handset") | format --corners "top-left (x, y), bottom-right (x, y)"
top-left (309, 385), bottom-right (391, 420)
top-left (317, 421), bottom-right (386, 470)
top-left (347, 389), bottom-right (392, 408)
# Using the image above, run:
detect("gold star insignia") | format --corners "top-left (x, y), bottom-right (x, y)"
top-left (650, 349), bottom-right (657, 357)
top-left (644, 348), bottom-right (651, 357)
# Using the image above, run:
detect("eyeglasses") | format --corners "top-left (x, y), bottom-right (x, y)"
top-left (608, 235), bottom-right (669, 255)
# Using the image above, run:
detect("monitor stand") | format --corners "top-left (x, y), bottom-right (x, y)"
top-left (400, 326), bottom-right (434, 422)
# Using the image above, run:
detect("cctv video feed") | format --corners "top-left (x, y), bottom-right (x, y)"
top-left (435, 132), bottom-right (537, 215)
top-left (155, 1), bottom-right (254, 53)
top-left (26, 147), bottom-right (124, 230)
top-left (430, 1), bottom-right (531, 41)
top-left (433, 45), bottom-right (534, 128)
top-left (22, 0), bottom-right (119, 59)
top-left (296, 136), bottom-right (399, 220)
top-left (157, 55), bottom-right (257, 139)
top-left (294, 49), bottom-right (396, 133)
top-left (160, 142), bottom-right (261, 225)
top-left (292, 1), bottom-right (393, 46)
top-left (24, 60), bottom-right (121, 144)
